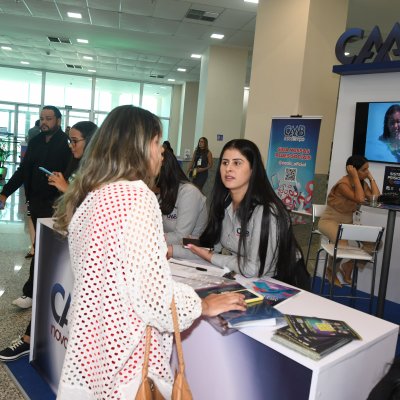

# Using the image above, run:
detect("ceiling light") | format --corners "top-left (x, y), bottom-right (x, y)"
top-left (211, 33), bottom-right (224, 40)
top-left (1, 46), bottom-right (12, 51)
top-left (20, 61), bottom-right (30, 65)
top-left (83, 56), bottom-right (93, 60)
top-left (14, 265), bottom-right (22, 272)
top-left (191, 54), bottom-right (202, 59)
top-left (77, 39), bottom-right (89, 44)
top-left (168, 79), bottom-right (175, 82)
top-left (88, 69), bottom-right (96, 72)
top-left (244, 86), bottom-right (250, 90)
top-left (67, 12), bottom-right (82, 19)
top-left (344, 51), bottom-right (350, 56)
top-left (244, 0), bottom-right (258, 3)
top-left (177, 68), bottom-right (187, 72)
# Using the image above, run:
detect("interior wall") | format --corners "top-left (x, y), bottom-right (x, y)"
top-left (330, 71), bottom-right (400, 303)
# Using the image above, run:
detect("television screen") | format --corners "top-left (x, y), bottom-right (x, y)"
top-left (352, 101), bottom-right (400, 164)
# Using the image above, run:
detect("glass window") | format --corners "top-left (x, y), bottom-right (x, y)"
top-left (0, 67), bottom-right (42, 104)
top-left (160, 118), bottom-right (170, 142)
top-left (94, 78), bottom-right (140, 112)
top-left (66, 110), bottom-right (91, 130)
top-left (17, 106), bottom-right (41, 140)
top-left (142, 84), bottom-right (172, 118)
top-left (93, 112), bottom-right (108, 127)
top-left (45, 73), bottom-right (92, 110)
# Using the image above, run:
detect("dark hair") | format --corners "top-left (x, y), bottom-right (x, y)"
top-left (42, 105), bottom-right (62, 120)
top-left (346, 155), bottom-right (368, 170)
top-left (64, 121), bottom-right (98, 178)
top-left (71, 121), bottom-right (98, 146)
top-left (200, 139), bottom-right (303, 283)
top-left (196, 137), bottom-right (209, 155)
top-left (162, 140), bottom-right (174, 154)
top-left (382, 104), bottom-right (400, 140)
top-left (157, 149), bottom-right (189, 215)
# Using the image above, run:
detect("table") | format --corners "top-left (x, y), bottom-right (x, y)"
top-left (31, 219), bottom-right (399, 399)
top-left (363, 203), bottom-right (400, 318)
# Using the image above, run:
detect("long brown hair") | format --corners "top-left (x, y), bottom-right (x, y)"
top-left (53, 105), bottom-right (162, 234)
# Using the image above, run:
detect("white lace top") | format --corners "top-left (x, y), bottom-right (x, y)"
top-left (57, 180), bottom-right (202, 400)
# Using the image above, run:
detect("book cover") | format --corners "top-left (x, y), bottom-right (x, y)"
top-left (272, 326), bottom-right (353, 360)
top-left (196, 282), bottom-right (263, 305)
top-left (220, 298), bottom-right (284, 329)
top-left (285, 315), bottom-right (362, 340)
top-left (251, 279), bottom-right (301, 304)
top-left (382, 166), bottom-right (400, 195)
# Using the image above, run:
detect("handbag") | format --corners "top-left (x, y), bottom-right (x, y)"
top-left (135, 297), bottom-right (193, 400)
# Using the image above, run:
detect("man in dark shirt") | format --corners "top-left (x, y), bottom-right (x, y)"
top-left (0, 105), bottom-right (71, 305)
top-left (0, 106), bottom-right (71, 362)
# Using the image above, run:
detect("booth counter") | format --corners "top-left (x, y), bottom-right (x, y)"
top-left (31, 219), bottom-right (399, 399)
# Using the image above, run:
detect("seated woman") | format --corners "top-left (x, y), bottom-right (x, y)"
top-left (48, 121), bottom-right (97, 192)
top-left (156, 149), bottom-right (207, 245)
top-left (171, 139), bottom-right (310, 290)
top-left (318, 155), bottom-right (380, 286)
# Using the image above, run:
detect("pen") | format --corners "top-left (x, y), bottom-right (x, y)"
top-left (196, 267), bottom-right (207, 272)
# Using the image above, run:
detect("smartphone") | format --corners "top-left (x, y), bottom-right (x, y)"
top-left (234, 289), bottom-right (264, 305)
top-left (182, 237), bottom-right (213, 250)
top-left (38, 166), bottom-right (54, 176)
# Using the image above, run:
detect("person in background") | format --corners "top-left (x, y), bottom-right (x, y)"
top-left (0, 106), bottom-right (71, 363)
top-left (51, 105), bottom-right (246, 399)
top-left (379, 104), bottom-right (400, 162)
top-left (162, 140), bottom-right (174, 154)
top-left (318, 155), bottom-right (380, 286)
top-left (156, 148), bottom-right (207, 245)
top-left (187, 136), bottom-right (213, 190)
top-left (48, 121), bottom-right (97, 193)
top-left (172, 139), bottom-right (310, 290)
top-left (25, 119), bottom-right (40, 143)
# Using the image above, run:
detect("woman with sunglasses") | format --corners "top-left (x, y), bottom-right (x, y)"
top-left (48, 121), bottom-right (97, 192)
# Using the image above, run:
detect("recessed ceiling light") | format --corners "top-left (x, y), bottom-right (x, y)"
top-left (83, 56), bottom-right (93, 60)
top-left (77, 39), bottom-right (89, 44)
top-left (67, 12), bottom-right (82, 19)
top-left (177, 68), bottom-right (187, 72)
top-left (191, 54), bottom-right (201, 59)
top-left (211, 33), bottom-right (224, 40)
top-left (344, 51), bottom-right (350, 56)
top-left (244, 0), bottom-right (258, 3)
top-left (88, 69), bottom-right (96, 72)
top-left (244, 86), bottom-right (250, 90)
top-left (1, 46), bottom-right (12, 51)
top-left (168, 79), bottom-right (175, 82)
top-left (20, 61), bottom-right (30, 65)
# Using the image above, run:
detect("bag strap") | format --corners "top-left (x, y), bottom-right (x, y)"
top-left (141, 325), bottom-right (152, 381)
top-left (171, 296), bottom-right (185, 374)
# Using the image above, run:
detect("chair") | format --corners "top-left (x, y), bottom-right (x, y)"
top-left (316, 223), bottom-right (384, 314)
top-left (304, 204), bottom-right (327, 283)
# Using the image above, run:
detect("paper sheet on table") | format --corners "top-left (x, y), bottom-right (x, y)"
top-left (168, 258), bottom-right (230, 289)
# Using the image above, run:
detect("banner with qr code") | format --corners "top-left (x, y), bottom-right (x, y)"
top-left (266, 117), bottom-right (321, 214)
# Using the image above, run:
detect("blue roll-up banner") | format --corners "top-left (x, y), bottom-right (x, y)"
top-left (266, 117), bottom-right (321, 214)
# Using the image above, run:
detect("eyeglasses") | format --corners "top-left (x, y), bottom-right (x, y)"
top-left (68, 138), bottom-right (85, 145)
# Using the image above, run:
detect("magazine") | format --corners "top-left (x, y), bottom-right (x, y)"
top-left (250, 279), bottom-right (301, 304)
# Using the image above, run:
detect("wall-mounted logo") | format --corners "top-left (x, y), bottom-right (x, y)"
top-left (333, 22), bottom-right (400, 75)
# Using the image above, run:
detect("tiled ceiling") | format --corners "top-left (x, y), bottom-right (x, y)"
top-left (0, 0), bottom-right (257, 84)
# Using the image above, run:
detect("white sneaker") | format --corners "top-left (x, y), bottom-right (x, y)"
top-left (12, 296), bottom-right (32, 309)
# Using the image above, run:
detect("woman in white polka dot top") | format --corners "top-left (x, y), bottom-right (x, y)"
top-left (53, 105), bottom-right (246, 400)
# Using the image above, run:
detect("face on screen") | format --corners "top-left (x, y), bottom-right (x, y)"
top-left (388, 111), bottom-right (400, 140)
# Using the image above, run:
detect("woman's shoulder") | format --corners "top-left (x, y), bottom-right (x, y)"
top-left (179, 182), bottom-right (206, 199)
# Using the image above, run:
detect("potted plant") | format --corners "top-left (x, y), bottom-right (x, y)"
top-left (0, 139), bottom-right (12, 180)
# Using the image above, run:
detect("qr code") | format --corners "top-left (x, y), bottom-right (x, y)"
top-left (284, 168), bottom-right (297, 182)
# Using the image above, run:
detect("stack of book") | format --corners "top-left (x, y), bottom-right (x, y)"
top-left (272, 315), bottom-right (362, 360)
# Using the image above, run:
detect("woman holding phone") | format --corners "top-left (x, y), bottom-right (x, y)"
top-left (171, 139), bottom-right (310, 290)
top-left (47, 121), bottom-right (97, 192)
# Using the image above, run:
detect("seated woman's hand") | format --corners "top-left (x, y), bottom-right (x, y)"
top-left (186, 243), bottom-right (213, 262)
top-left (201, 293), bottom-right (246, 317)
top-left (48, 172), bottom-right (69, 193)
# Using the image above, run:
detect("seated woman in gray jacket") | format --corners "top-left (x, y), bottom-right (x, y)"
top-left (170, 139), bottom-right (310, 290)
top-left (156, 149), bottom-right (208, 245)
